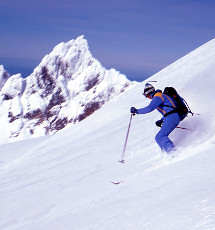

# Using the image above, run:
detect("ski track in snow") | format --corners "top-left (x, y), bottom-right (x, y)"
top-left (110, 141), bottom-right (207, 185)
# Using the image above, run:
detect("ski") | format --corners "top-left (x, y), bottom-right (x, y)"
top-left (118, 160), bottom-right (125, 163)
top-left (110, 181), bottom-right (124, 185)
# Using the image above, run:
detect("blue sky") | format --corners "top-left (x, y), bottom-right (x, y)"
top-left (0, 0), bottom-right (215, 81)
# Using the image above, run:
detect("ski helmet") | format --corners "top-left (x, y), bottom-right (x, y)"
top-left (143, 83), bottom-right (155, 97)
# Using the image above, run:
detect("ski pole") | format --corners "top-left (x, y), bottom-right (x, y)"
top-left (119, 114), bottom-right (134, 163)
top-left (176, 126), bottom-right (193, 131)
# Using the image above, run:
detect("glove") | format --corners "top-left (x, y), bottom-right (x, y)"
top-left (130, 107), bottom-right (138, 114)
top-left (156, 119), bottom-right (163, 127)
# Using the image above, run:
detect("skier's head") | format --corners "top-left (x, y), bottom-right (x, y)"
top-left (143, 83), bottom-right (155, 98)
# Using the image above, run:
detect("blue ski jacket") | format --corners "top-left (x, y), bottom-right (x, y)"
top-left (137, 90), bottom-right (178, 118)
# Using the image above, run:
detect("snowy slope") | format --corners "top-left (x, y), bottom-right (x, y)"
top-left (0, 39), bottom-right (215, 230)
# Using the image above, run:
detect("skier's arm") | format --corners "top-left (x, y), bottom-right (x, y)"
top-left (137, 96), bottom-right (163, 114)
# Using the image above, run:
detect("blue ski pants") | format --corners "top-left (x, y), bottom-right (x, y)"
top-left (155, 113), bottom-right (180, 153)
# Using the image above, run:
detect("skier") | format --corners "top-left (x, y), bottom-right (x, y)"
top-left (130, 83), bottom-right (180, 154)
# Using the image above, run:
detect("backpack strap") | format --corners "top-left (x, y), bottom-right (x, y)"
top-left (183, 99), bottom-right (194, 116)
top-left (162, 94), bottom-right (176, 108)
top-left (154, 92), bottom-right (176, 108)
top-left (163, 109), bottom-right (177, 117)
top-left (153, 92), bottom-right (164, 101)
top-left (154, 92), bottom-right (177, 116)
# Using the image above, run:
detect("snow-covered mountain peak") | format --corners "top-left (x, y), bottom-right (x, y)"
top-left (41, 36), bottom-right (88, 65)
top-left (0, 65), bottom-right (11, 91)
top-left (0, 36), bottom-right (132, 144)
top-left (1, 73), bottom-right (23, 99)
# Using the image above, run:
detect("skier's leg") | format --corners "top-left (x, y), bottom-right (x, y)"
top-left (155, 114), bottom-right (180, 153)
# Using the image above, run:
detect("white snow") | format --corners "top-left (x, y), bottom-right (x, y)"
top-left (0, 38), bottom-right (215, 229)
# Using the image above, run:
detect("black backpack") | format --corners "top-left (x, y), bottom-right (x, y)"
top-left (163, 87), bottom-right (192, 121)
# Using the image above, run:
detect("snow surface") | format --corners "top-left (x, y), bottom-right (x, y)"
top-left (1, 38), bottom-right (215, 229)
